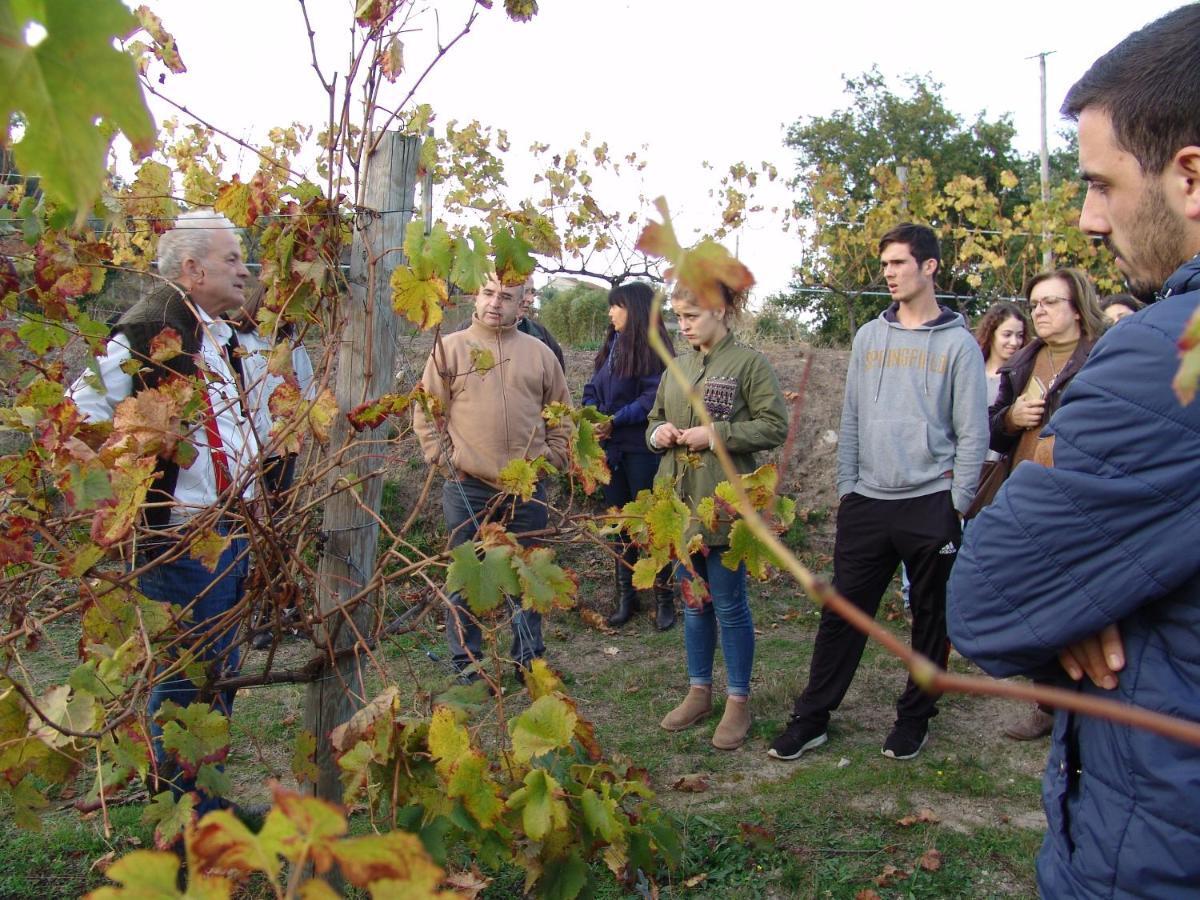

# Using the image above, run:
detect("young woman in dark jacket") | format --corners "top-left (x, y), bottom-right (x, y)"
top-left (989, 267), bottom-right (1105, 741)
top-left (582, 282), bottom-right (676, 629)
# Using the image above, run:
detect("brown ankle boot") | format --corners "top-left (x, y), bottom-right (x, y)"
top-left (660, 686), bottom-right (712, 731)
top-left (712, 698), bottom-right (751, 750)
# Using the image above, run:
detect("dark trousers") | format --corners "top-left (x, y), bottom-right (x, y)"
top-left (140, 523), bottom-right (248, 815)
top-left (792, 491), bottom-right (960, 728)
top-left (442, 476), bottom-right (546, 671)
top-left (601, 450), bottom-right (671, 583)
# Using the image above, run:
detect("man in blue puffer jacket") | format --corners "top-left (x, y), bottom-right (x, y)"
top-left (948, 6), bottom-right (1200, 897)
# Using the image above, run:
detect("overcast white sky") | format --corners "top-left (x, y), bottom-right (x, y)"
top-left (141, 0), bottom-right (1182, 300)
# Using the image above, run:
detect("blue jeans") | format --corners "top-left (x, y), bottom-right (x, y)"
top-left (442, 476), bottom-right (546, 671)
top-left (140, 526), bottom-right (248, 815)
top-left (677, 549), bottom-right (753, 697)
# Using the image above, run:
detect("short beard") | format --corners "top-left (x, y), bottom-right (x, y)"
top-left (1117, 182), bottom-right (1188, 302)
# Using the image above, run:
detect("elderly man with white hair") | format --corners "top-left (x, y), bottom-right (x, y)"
top-left (69, 209), bottom-right (257, 822)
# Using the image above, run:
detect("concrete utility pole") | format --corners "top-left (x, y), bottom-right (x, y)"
top-left (304, 132), bottom-right (420, 803)
top-left (1029, 50), bottom-right (1056, 269)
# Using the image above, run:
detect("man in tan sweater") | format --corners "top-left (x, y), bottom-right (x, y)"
top-left (413, 273), bottom-right (572, 683)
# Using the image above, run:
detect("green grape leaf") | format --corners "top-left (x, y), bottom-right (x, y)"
top-left (498, 456), bottom-right (554, 501)
top-left (513, 547), bottom-right (577, 613)
top-left (0, 0), bottom-right (156, 216)
top-left (695, 496), bottom-right (718, 532)
top-left (10, 775), bottom-right (48, 830)
top-left (445, 542), bottom-right (519, 614)
top-left (158, 702), bottom-right (230, 776)
top-left (195, 762), bottom-right (232, 798)
top-left (507, 768), bottom-right (568, 841)
top-left (85, 849), bottom-right (186, 898)
top-left (403, 219), bottom-right (452, 281)
top-left (580, 787), bottom-right (623, 843)
top-left (490, 227), bottom-right (536, 286)
top-left (389, 267), bottom-right (447, 329)
top-left (450, 228), bottom-right (492, 294)
top-left (64, 461), bottom-right (113, 512)
top-left (570, 417), bottom-right (610, 494)
top-left (539, 851), bottom-right (588, 900)
top-left (631, 557), bottom-right (659, 591)
top-left (142, 790), bottom-right (195, 849)
top-left (722, 519), bottom-right (780, 581)
top-left (444, 748), bottom-right (504, 829)
top-left (509, 695), bottom-right (577, 763)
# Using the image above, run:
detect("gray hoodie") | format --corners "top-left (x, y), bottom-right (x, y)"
top-left (836, 304), bottom-right (988, 514)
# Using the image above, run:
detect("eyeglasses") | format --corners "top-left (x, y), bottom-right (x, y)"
top-left (1029, 296), bottom-right (1071, 311)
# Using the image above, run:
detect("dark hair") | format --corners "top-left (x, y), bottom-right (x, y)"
top-left (1061, 5), bottom-right (1200, 174)
top-left (974, 300), bottom-right (1030, 361)
top-left (878, 222), bottom-right (940, 275)
top-left (1024, 268), bottom-right (1107, 341)
top-left (1100, 293), bottom-right (1144, 315)
top-left (593, 282), bottom-right (674, 379)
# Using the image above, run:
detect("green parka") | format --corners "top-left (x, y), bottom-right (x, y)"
top-left (646, 333), bottom-right (789, 546)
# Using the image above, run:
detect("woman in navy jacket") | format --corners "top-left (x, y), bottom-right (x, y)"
top-left (583, 282), bottom-right (676, 629)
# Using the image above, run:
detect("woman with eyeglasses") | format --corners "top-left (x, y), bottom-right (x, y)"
top-left (988, 268), bottom-right (1105, 741)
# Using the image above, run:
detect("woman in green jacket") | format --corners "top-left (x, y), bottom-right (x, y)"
top-left (647, 283), bottom-right (788, 750)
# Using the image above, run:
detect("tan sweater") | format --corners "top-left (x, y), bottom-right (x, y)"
top-left (413, 316), bottom-right (573, 485)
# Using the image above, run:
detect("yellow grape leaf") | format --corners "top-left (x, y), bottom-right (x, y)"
top-left (507, 768), bottom-right (568, 841)
top-left (188, 527), bottom-right (230, 573)
top-left (524, 657), bottom-right (563, 700)
top-left (305, 388), bottom-right (338, 445)
top-left (189, 809), bottom-right (282, 881)
top-left (509, 695), bottom-right (577, 763)
top-left (498, 456), bottom-right (554, 501)
top-left (293, 730), bottom-right (319, 784)
top-left (469, 346), bottom-right (495, 373)
top-left (631, 557), bottom-right (659, 591)
top-left (261, 783), bottom-right (348, 875)
top-left (331, 831), bottom-right (444, 889)
top-left (390, 268), bottom-right (447, 329)
top-left (714, 464), bottom-right (780, 511)
top-left (427, 706), bottom-right (471, 780)
top-left (90, 455), bottom-right (156, 547)
top-left (636, 196), bottom-right (754, 309)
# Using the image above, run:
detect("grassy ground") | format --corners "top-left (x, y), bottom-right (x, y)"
top-left (0, 528), bottom-right (1049, 899)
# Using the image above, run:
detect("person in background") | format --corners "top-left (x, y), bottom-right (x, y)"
top-left (582, 282), bottom-right (677, 630)
top-left (1100, 292), bottom-right (1144, 324)
top-left (413, 273), bottom-right (572, 685)
top-left (769, 222), bottom-right (987, 763)
top-left (517, 277), bottom-right (565, 371)
top-left (68, 210), bottom-right (256, 819)
top-left (987, 270), bottom-right (1105, 742)
top-left (975, 300), bottom-right (1030, 403)
top-left (648, 282), bottom-right (788, 751)
top-left (950, 7), bottom-right (1200, 892)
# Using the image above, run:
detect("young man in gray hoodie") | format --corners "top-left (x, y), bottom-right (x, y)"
top-left (769, 223), bottom-right (988, 761)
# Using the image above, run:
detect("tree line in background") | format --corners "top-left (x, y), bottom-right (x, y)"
top-left (770, 67), bottom-right (1120, 345)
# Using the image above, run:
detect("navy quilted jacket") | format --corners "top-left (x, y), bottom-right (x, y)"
top-left (948, 256), bottom-right (1200, 898)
